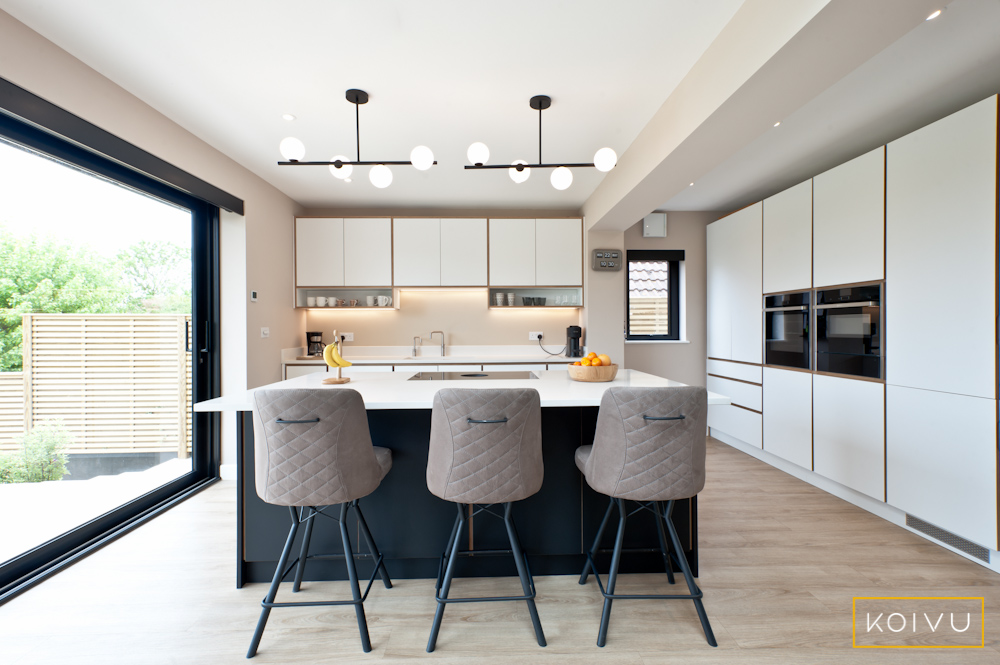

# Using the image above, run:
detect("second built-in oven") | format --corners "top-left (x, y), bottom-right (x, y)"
top-left (764, 292), bottom-right (810, 369)
top-left (814, 284), bottom-right (882, 379)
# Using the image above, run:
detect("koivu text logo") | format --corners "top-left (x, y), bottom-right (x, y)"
top-left (853, 597), bottom-right (985, 648)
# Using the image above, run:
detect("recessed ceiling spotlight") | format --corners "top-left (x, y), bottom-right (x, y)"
top-left (282, 114), bottom-right (296, 121)
top-left (689, 182), bottom-right (695, 187)
top-left (926, 9), bottom-right (942, 20)
top-left (773, 121), bottom-right (781, 127)
top-left (344, 178), bottom-right (352, 183)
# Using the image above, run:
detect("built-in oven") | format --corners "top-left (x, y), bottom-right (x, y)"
top-left (814, 284), bottom-right (882, 379)
top-left (764, 291), bottom-right (811, 369)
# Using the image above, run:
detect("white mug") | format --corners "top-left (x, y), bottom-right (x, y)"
top-left (376, 295), bottom-right (390, 307)
top-left (507, 293), bottom-right (515, 306)
top-left (306, 297), bottom-right (316, 307)
top-left (327, 299), bottom-right (336, 306)
top-left (366, 295), bottom-right (376, 307)
top-left (315, 296), bottom-right (328, 307)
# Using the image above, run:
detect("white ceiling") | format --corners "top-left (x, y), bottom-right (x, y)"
top-left (0, 0), bottom-right (744, 211)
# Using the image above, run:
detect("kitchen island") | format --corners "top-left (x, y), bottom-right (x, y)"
top-left (195, 369), bottom-right (729, 586)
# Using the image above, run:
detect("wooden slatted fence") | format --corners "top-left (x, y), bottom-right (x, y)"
top-left (628, 297), bottom-right (671, 335)
top-left (0, 314), bottom-right (192, 456)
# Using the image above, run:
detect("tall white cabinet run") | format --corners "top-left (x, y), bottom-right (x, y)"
top-left (707, 202), bottom-right (762, 364)
top-left (762, 181), bottom-right (811, 294)
top-left (885, 95), bottom-right (999, 550)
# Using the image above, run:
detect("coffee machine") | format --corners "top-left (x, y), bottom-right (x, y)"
top-left (306, 332), bottom-right (324, 357)
top-left (566, 326), bottom-right (583, 357)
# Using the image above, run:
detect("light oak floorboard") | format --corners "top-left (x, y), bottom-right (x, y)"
top-left (1, 438), bottom-right (998, 663)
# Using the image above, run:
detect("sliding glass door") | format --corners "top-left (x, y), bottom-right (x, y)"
top-left (0, 109), bottom-right (219, 600)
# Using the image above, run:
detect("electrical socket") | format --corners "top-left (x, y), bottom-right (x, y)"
top-left (342, 332), bottom-right (354, 342)
top-left (260, 327), bottom-right (269, 338)
top-left (529, 331), bottom-right (543, 341)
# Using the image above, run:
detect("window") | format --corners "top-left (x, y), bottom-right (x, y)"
top-left (625, 249), bottom-right (683, 341)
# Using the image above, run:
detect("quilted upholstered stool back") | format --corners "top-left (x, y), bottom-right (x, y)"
top-left (427, 388), bottom-right (543, 504)
top-left (252, 389), bottom-right (382, 507)
top-left (582, 386), bottom-right (708, 502)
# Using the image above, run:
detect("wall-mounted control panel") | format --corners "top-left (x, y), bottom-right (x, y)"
top-left (591, 249), bottom-right (623, 271)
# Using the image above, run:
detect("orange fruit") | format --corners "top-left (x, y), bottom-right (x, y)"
top-left (572, 361), bottom-right (581, 366)
top-left (580, 357), bottom-right (592, 366)
top-left (597, 354), bottom-right (612, 367)
top-left (587, 352), bottom-right (598, 359)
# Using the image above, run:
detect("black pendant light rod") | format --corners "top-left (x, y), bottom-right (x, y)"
top-left (277, 89), bottom-right (436, 167)
top-left (465, 95), bottom-right (596, 170)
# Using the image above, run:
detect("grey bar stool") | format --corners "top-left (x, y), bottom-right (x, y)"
top-left (246, 388), bottom-right (392, 658)
top-left (576, 386), bottom-right (716, 647)
top-left (425, 388), bottom-right (546, 652)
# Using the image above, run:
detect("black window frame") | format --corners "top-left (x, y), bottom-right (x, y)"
top-left (625, 249), bottom-right (684, 341)
top-left (0, 78), bottom-right (232, 604)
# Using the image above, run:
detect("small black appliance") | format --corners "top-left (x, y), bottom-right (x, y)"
top-left (566, 326), bottom-right (583, 357)
top-left (306, 332), bottom-right (324, 357)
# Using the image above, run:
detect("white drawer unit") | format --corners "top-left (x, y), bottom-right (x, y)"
top-left (812, 375), bottom-right (884, 501)
top-left (436, 364), bottom-right (484, 372)
top-left (762, 367), bottom-right (812, 470)
top-left (707, 359), bottom-right (762, 385)
top-left (762, 180), bottom-right (812, 294)
top-left (706, 375), bottom-right (761, 412)
top-left (886, 385), bottom-right (998, 550)
top-left (708, 403), bottom-right (762, 449)
top-left (481, 364), bottom-right (548, 372)
top-left (283, 364), bottom-right (328, 380)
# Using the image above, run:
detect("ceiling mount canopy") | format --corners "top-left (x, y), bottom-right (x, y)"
top-left (465, 95), bottom-right (617, 190)
top-left (278, 89), bottom-right (436, 188)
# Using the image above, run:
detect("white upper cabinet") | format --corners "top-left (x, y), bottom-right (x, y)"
top-left (763, 181), bottom-right (811, 293)
top-left (344, 218), bottom-right (392, 286)
top-left (707, 203), bottom-right (763, 364)
top-left (295, 218), bottom-right (344, 286)
top-left (489, 219), bottom-right (536, 285)
top-left (813, 146), bottom-right (885, 288)
top-left (886, 95), bottom-right (997, 398)
top-left (535, 218), bottom-right (583, 286)
top-left (393, 218), bottom-right (441, 286)
top-left (441, 218), bottom-right (487, 286)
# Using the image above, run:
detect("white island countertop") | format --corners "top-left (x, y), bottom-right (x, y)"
top-left (195, 369), bottom-right (731, 412)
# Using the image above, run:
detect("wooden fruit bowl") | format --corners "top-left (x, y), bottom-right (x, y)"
top-left (567, 363), bottom-right (618, 382)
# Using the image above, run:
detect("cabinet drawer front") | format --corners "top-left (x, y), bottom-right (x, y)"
top-left (707, 359), bottom-right (762, 384)
top-left (707, 375), bottom-right (761, 412)
top-left (762, 367), bottom-right (812, 469)
top-left (886, 385), bottom-right (998, 550)
top-left (813, 375), bottom-right (884, 501)
top-left (708, 403), bottom-right (762, 449)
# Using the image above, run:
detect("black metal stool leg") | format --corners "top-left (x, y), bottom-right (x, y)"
top-left (247, 506), bottom-right (301, 658)
top-left (339, 502), bottom-right (372, 653)
top-left (503, 503), bottom-right (546, 647)
top-left (663, 501), bottom-right (717, 647)
top-left (654, 501), bottom-right (676, 585)
top-left (597, 498), bottom-right (627, 647)
top-left (427, 503), bottom-right (466, 652)
top-left (292, 507), bottom-right (315, 592)
top-left (354, 500), bottom-right (392, 589)
top-left (436, 511), bottom-right (462, 591)
top-left (580, 496), bottom-right (615, 585)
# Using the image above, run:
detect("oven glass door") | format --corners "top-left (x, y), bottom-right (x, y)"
top-left (765, 307), bottom-right (810, 369)
top-left (815, 304), bottom-right (881, 378)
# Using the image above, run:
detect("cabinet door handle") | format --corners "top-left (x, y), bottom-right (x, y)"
top-left (643, 414), bottom-right (685, 421)
top-left (467, 417), bottom-right (508, 424)
top-left (275, 418), bottom-right (320, 424)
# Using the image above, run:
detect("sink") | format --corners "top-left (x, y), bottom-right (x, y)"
top-left (407, 371), bottom-right (538, 381)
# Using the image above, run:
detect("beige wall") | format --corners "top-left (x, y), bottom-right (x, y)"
top-left (581, 229), bottom-right (626, 364)
top-left (307, 290), bottom-right (579, 348)
top-left (0, 10), bottom-right (303, 390)
top-left (621, 212), bottom-right (718, 387)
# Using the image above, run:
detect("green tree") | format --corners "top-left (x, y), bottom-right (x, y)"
top-left (0, 227), bottom-right (134, 371)
top-left (115, 240), bottom-right (191, 313)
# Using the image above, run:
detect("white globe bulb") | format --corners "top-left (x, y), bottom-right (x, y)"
top-left (467, 142), bottom-right (490, 166)
top-left (550, 166), bottom-right (573, 190)
top-left (410, 145), bottom-right (434, 171)
top-left (509, 159), bottom-right (530, 184)
top-left (328, 155), bottom-right (353, 180)
top-left (594, 147), bottom-right (617, 172)
top-left (279, 137), bottom-right (306, 161)
top-left (369, 164), bottom-right (393, 188)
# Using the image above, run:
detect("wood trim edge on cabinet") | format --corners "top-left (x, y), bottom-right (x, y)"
top-left (707, 357), bottom-right (763, 367)
top-left (731, 403), bottom-right (763, 415)
top-left (707, 373), bottom-right (762, 387)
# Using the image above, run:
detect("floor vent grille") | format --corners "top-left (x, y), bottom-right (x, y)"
top-left (905, 515), bottom-right (990, 563)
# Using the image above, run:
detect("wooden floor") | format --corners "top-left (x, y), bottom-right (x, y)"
top-left (2, 438), bottom-right (998, 664)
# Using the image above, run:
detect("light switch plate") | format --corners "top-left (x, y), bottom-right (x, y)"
top-left (260, 327), bottom-right (269, 338)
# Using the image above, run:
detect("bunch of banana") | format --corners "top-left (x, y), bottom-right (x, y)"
top-left (323, 330), bottom-right (352, 368)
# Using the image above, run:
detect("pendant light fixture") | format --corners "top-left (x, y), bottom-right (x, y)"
top-left (465, 95), bottom-right (617, 190)
top-left (278, 89), bottom-right (436, 188)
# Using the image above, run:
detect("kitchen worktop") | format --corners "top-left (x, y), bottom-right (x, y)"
top-left (195, 368), bottom-right (730, 412)
top-left (281, 344), bottom-right (578, 365)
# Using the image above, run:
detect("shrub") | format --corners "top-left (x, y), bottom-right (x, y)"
top-left (0, 421), bottom-right (71, 483)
